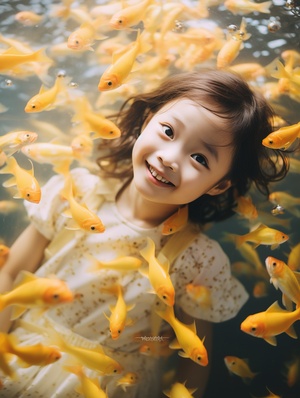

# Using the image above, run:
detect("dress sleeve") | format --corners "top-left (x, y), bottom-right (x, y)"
top-left (24, 168), bottom-right (102, 240)
top-left (172, 233), bottom-right (249, 323)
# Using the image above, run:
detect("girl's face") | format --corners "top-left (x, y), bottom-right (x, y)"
top-left (132, 98), bottom-right (234, 206)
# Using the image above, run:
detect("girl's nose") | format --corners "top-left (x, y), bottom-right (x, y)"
top-left (157, 154), bottom-right (178, 171)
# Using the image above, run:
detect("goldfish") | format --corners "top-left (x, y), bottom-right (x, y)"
top-left (265, 256), bottom-right (300, 309)
top-left (163, 381), bottom-right (197, 398)
top-left (287, 242), bottom-right (300, 271)
top-left (50, 329), bottom-right (123, 375)
top-left (162, 206), bottom-right (188, 235)
top-left (98, 30), bottom-right (152, 91)
top-left (61, 175), bottom-right (105, 233)
top-left (269, 191), bottom-right (300, 217)
top-left (233, 223), bottom-right (289, 250)
top-left (0, 333), bottom-right (15, 378)
top-left (6, 337), bottom-right (61, 367)
top-left (0, 130), bottom-right (38, 157)
top-left (252, 280), bottom-right (269, 298)
top-left (109, 0), bottom-right (155, 30)
top-left (224, 0), bottom-right (272, 15)
top-left (217, 18), bottom-right (251, 69)
top-left (0, 156), bottom-right (41, 203)
top-left (283, 356), bottom-right (300, 387)
top-left (64, 364), bottom-right (108, 398)
top-left (224, 356), bottom-right (258, 381)
top-left (102, 284), bottom-right (135, 340)
top-left (15, 11), bottom-right (44, 26)
top-left (235, 241), bottom-right (265, 273)
top-left (86, 253), bottom-right (142, 272)
top-left (156, 305), bottom-right (208, 366)
top-left (0, 271), bottom-right (74, 320)
top-left (71, 134), bottom-right (94, 158)
top-left (0, 47), bottom-right (51, 73)
top-left (139, 237), bottom-right (175, 306)
top-left (0, 244), bottom-right (10, 268)
top-left (234, 195), bottom-right (258, 220)
top-left (67, 21), bottom-right (107, 52)
top-left (289, 157), bottom-right (300, 174)
top-left (185, 284), bottom-right (211, 307)
top-left (229, 62), bottom-right (266, 80)
top-left (24, 75), bottom-right (68, 113)
top-left (240, 301), bottom-right (300, 345)
top-left (262, 121), bottom-right (300, 150)
top-left (116, 372), bottom-right (139, 392)
top-left (21, 142), bottom-right (77, 174)
top-left (71, 96), bottom-right (121, 139)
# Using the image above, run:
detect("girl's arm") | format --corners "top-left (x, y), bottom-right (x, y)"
top-left (166, 310), bottom-right (213, 398)
top-left (0, 223), bottom-right (49, 333)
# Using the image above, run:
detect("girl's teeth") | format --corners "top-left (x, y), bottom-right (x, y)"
top-left (149, 165), bottom-right (170, 184)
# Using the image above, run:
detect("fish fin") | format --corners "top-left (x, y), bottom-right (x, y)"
top-left (157, 253), bottom-right (170, 273)
top-left (271, 243), bottom-right (279, 250)
top-left (103, 311), bottom-right (110, 321)
top-left (282, 294), bottom-right (293, 311)
top-left (285, 325), bottom-right (298, 339)
top-left (169, 338), bottom-right (181, 350)
top-left (109, 304), bottom-right (115, 312)
top-left (10, 305), bottom-right (28, 320)
top-left (125, 317), bottom-right (135, 326)
top-left (162, 389), bottom-right (171, 397)
top-left (185, 321), bottom-right (197, 334)
top-left (178, 350), bottom-right (189, 358)
top-left (13, 270), bottom-right (37, 288)
top-left (126, 303), bottom-right (136, 312)
top-left (140, 237), bottom-right (155, 263)
top-left (38, 84), bottom-right (48, 94)
top-left (62, 208), bottom-right (72, 218)
top-left (266, 301), bottom-right (285, 313)
top-left (264, 336), bottom-right (277, 346)
top-left (146, 288), bottom-right (157, 295)
top-left (2, 176), bottom-right (17, 187)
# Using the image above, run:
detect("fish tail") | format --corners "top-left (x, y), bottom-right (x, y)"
top-left (101, 284), bottom-right (121, 297)
top-left (140, 237), bottom-right (155, 263)
top-left (63, 364), bottom-right (84, 377)
top-left (61, 175), bottom-right (73, 200)
top-left (33, 48), bottom-right (53, 65)
top-left (259, 0), bottom-right (272, 13)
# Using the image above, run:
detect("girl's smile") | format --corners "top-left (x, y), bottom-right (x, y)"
top-left (117, 98), bottom-right (234, 227)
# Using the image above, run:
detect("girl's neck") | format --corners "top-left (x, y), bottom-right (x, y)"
top-left (116, 180), bottom-right (179, 229)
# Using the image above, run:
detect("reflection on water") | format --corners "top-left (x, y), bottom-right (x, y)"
top-left (0, 0), bottom-right (300, 397)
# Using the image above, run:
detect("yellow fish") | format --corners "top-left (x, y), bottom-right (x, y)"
top-left (234, 195), bottom-right (258, 220)
top-left (87, 253), bottom-right (142, 272)
top-left (61, 175), bottom-right (105, 233)
top-left (0, 333), bottom-right (15, 378)
top-left (0, 244), bottom-right (10, 268)
top-left (288, 242), bottom-right (300, 271)
top-left (265, 256), bottom-right (300, 309)
top-left (67, 21), bottom-right (107, 52)
top-left (139, 237), bottom-right (175, 306)
top-left (269, 191), bottom-right (300, 217)
top-left (224, 0), bottom-right (272, 15)
top-left (24, 76), bottom-right (67, 113)
top-left (6, 337), bottom-right (61, 367)
top-left (0, 47), bottom-right (51, 72)
top-left (102, 284), bottom-right (135, 340)
top-left (51, 329), bottom-right (123, 375)
top-left (0, 156), bottom-right (41, 203)
top-left (217, 18), bottom-right (251, 69)
top-left (240, 301), bottom-right (300, 346)
top-left (116, 371), bottom-right (139, 392)
top-left (109, 0), bottom-right (154, 30)
top-left (64, 364), bottom-right (108, 398)
top-left (262, 121), bottom-right (300, 150)
top-left (0, 271), bottom-right (74, 319)
top-left (224, 356), bottom-right (257, 380)
top-left (233, 223), bottom-right (289, 250)
top-left (98, 30), bottom-right (151, 91)
top-left (156, 305), bottom-right (208, 366)
top-left (185, 284), bottom-right (211, 308)
top-left (71, 96), bottom-right (121, 139)
top-left (15, 11), bottom-right (44, 26)
top-left (0, 130), bottom-right (38, 157)
top-left (162, 206), bottom-right (188, 235)
top-left (163, 381), bottom-right (197, 398)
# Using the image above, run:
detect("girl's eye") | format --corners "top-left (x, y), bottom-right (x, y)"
top-left (191, 153), bottom-right (208, 168)
top-left (162, 125), bottom-right (174, 138)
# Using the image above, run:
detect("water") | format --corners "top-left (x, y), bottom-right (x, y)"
top-left (0, 0), bottom-right (300, 397)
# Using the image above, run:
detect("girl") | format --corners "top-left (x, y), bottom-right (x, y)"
top-left (0, 69), bottom-right (289, 398)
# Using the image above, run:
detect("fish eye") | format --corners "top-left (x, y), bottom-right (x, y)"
top-left (32, 105), bottom-right (36, 109)
top-left (90, 226), bottom-right (95, 231)
top-left (162, 295), bottom-right (167, 300)
top-left (107, 81), bottom-right (113, 86)
top-left (118, 330), bottom-right (121, 334)
top-left (272, 262), bottom-right (277, 267)
top-left (251, 327), bottom-right (256, 331)
top-left (53, 294), bottom-right (60, 300)
top-left (197, 356), bottom-right (201, 361)
top-left (109, 131), bottom-right (114, 135)
top-left (113, 369), bottom-right (117, 373)
top-left (269, 140), bottom-right (273, 144)
top-left (26, 193), bottom-right (31, 198)
top-left (118, 20), bottom-right (123, 24)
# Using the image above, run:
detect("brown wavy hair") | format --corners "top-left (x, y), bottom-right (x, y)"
top-left (97, 69), bottom-right (289, 224)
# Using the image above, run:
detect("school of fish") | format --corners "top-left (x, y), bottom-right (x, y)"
top-left (0, 0), bottom-right (300, 397)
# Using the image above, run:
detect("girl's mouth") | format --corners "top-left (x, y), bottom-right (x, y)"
top-left (146, 162), bottom-right (174, 186)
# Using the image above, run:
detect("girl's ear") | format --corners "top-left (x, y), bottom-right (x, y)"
top-left (206, 179), bottom-right (232, 196)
